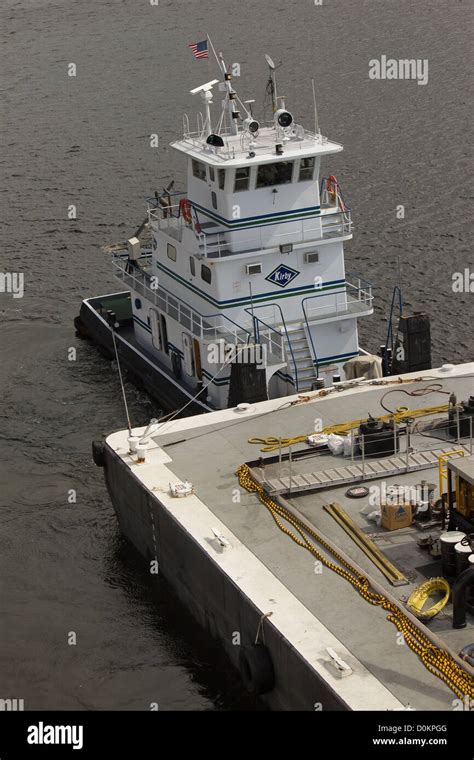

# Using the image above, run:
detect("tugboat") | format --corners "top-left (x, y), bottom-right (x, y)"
top-left (76, 46), bottom-right (383, 413)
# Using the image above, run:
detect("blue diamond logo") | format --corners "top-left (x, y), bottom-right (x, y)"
top-left (265, 264), bottom-right (299, 288)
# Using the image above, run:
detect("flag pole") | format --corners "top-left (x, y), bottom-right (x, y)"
top-left (207, 34), bottom-right (224, 75)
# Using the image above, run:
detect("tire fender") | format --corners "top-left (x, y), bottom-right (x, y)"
top-left (239, 643), bottom-right (275, 695)
top-left (92, 440), bottom-right (105, 468)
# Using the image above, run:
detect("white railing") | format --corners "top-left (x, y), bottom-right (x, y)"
top-left (180, 121), bottom-right (332, 157)
top-left (256, 327), bottom-right (285, 361)
top-left (303, 280), bottom-right (373, 321)
top-left (112, 256), bottom-right (250, 345)
top-left (196, 208), bottom-right (352, 258)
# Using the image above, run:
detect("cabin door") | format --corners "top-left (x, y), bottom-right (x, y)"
top-left (182, 333), bottom-right (195, 377)
top-left (149, 309), bottom-right (161, 350)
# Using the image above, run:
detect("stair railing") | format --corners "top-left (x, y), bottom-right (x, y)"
top-left (243, 303), bottom-right (300, 391)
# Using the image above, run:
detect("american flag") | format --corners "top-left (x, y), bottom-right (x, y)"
top-left (188, 40), bottom-right (209, 59)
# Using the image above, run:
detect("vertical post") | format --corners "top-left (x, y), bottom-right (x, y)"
top-left (393, 418), bottom-right (397, 454)
top-left (351, 428), bottom-right (355, 463)
top-left (361, 435), bottom-right (365, 479)
top-left (278, 438), bottom-right (282, 478)
top-left (288, 445), bottom-right (293, 494)
top-left (456, 406), bottom-right (460, 443)
top-left (406, 421), bottom-right (411, 470)
top-left (470, 415), bottom-right (473, 455)
top-left (249, 281), bottom-right (258, 344)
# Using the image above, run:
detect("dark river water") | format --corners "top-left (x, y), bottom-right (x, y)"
top-left (1, 0), bottom-right (472, 710)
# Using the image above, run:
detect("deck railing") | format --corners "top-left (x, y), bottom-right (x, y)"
top-left (195, 207), bottom-right (353, 258)
top-left (302, 278), bottom-right (373, 322)
top-left (302, 276), bottom-right (374, 374)
top-left (244, 303), bottom-right (300, 390)
top-left (112, 255), bottom-right (251, 345)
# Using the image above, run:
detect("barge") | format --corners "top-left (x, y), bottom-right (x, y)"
top-left (94, 363), bottom-right (474, 710)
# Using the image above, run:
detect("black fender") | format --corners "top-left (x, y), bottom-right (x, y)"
top-left (239, 643), bottom-right (275, 695)
top-left (92, 439), bottom-right (105, 468)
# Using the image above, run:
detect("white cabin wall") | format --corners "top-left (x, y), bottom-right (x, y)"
top-left (210, 240), bottom-right (347, 327)
top-left (308, 317), bottom-right (359, 367)
top-left (186, 156), bottom-right (324, 253)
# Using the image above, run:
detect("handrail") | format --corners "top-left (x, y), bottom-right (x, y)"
top-left (113, 256), bottom-right (251, 343)
top-left (193, 207), bottom-right (352, 258)
top-left (319, 175), bottom-right (352, 212)
top-left (383, 285), bottom-right (404, 374)
top-left (302, 278), bottom-right (374, 376)
top-left (346, 270), bottom-right (373, 290)
top-left (301, 300), bottom-right (319, 380)
top-left (302, 280), bottom-right (373, 319)
top-left (244, 303), bottom-right (300, 391)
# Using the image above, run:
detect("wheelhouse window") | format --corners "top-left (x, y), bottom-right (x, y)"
top-left (234, 166), bottom-right (250, 192)
top-left (298, 157), bottom-right (315, 181)
top-left (189, 256), bottom-right (195, 276)
top-left (192, 159), bottom-right (206, 181)
top-left (167, 243), bottom-right (177, 261)
top-left (209, 166), bottom-right (215, 182)
top-left (201, 264), bottom-right (212, 284)
top-left (256, 161), bottom-right (294, 188)
top-left (218, 169), bottom-right (226, 190)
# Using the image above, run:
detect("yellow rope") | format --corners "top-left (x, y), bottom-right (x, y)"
top-left (249, 404), bottom-right (451, 452)
top-left (236, 463), bottom-right (474, 702)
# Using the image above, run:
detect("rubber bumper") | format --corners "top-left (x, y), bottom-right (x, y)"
top-left (92, 440), bottom-right (105, 468)
top-left (239, 643), bottom-right (275, 695)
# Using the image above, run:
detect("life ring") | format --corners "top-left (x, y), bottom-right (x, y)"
top-left (326, 175), bottom-right (338, 204)
top-left (179, 198), bottom-right (192, 225)
top-left (239, 643), bottom-right (275, 694)
top-left (92, 440), bottom-right (105, 468)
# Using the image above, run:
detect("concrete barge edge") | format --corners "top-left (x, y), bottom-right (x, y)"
top-left (101, 438), bottom-right (404, 711)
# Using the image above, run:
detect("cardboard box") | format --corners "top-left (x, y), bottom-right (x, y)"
top-left (381, 501), bottom-right (413, 531)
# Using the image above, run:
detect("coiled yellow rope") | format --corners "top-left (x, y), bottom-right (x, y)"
top-left (236, 463), bottom-right (474, 702)
top-left (406, 578), bottom-right (451, 621)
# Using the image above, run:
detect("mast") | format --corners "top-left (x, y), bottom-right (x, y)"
top-left (265, 54), bottom-right (278, 114)
top-left (207, 35), bottom-right (239, 136)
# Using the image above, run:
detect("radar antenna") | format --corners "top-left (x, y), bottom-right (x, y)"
top-left (264, 53), bottom-right (282, 114)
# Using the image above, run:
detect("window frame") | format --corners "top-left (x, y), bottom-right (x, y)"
top-left (234, 166), bottom-right (250, 192)
top-left (298, 157), bottom-right (316, 182)
top-left (189, 256), bottom-right (195, 276)
top-left (167, 243), bottom-right (177, 261)
top-left (201, 264), bottom-right (212, 284)
top-left (256, 161), bottom-right (294, 188)
top-left (192, 159), bottom-right (207, 181)
top-left (218, 169), bottom-right (226, 190)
